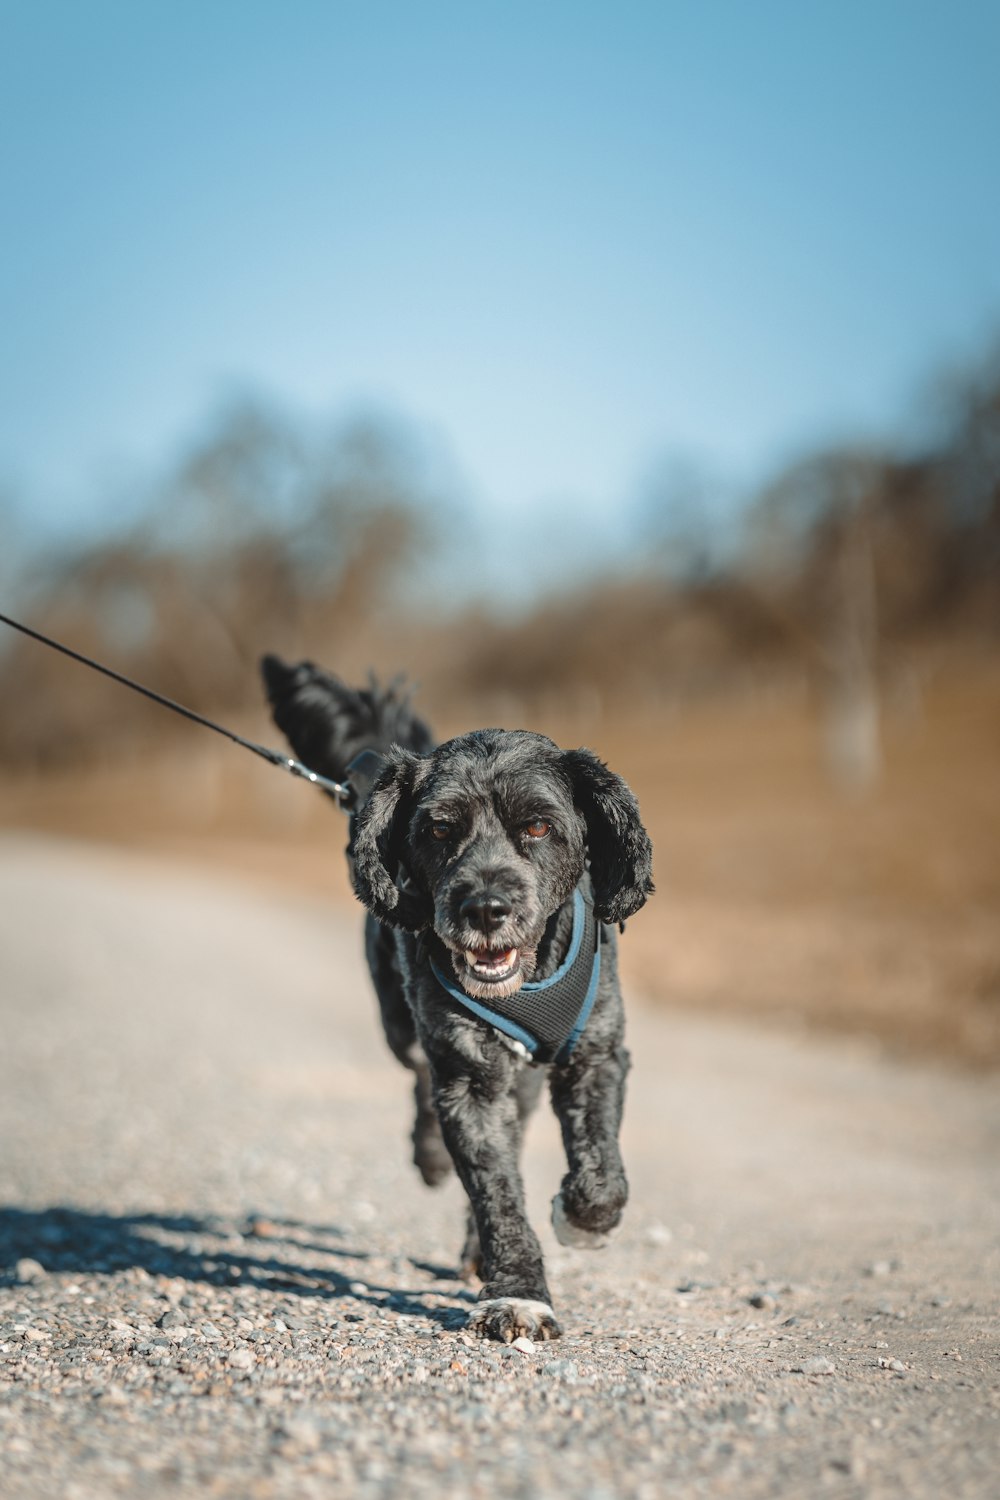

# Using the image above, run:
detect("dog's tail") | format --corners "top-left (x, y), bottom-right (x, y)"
top-left (260, 654), bottom-right (435, 801)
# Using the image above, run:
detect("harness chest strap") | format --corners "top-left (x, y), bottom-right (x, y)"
top-left (429, 886), bottom-right (602, 1066)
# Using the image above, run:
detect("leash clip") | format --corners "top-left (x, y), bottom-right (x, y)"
top-left (282, 755), bottom-right (355, 809)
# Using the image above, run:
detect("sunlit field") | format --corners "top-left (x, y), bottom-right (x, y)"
top-left (4, 656), bottom-right (996, 1068)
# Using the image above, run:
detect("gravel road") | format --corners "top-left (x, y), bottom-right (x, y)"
top-left (1, 834), bottom-right (997, 1499)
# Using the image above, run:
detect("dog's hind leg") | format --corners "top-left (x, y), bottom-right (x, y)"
top-left (365, 917), bottom-right (453, 1186)
top-left (411, 1055), bottom-right (453, 1187)
top-left (365, 917), bottom-right (416, 1063)
top-left (515, 1063), bottom-right (547, 1124)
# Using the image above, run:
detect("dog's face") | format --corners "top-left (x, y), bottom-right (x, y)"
top-left (399, 731), bottom-right (587, 1000)
top-left (352, 729), bottom-right (653, 1000)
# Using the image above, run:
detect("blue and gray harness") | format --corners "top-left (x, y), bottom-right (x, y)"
top-left (429, 885), bottom-right (603, 1066)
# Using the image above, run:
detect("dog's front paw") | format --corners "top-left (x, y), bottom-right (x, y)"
top-left (551, 1191), bottom-right (621, 1250)
top-left (467, 1298), bottom-right (562, 1344)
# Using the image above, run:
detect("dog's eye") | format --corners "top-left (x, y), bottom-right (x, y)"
top-left (524, 818), bottom-right (552, 840)
top-left (430, 823), bottom-right (452, 841)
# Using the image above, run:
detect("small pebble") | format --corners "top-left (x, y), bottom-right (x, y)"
top-left (14, 1258), bottom-right (47, 1284)
top-left (277, 1418), bottom-right (321, 1452)
top-left (794, 1358), bottom-right (835, 1376)
top-left (247, 1218), bottom-right (278, 1239)
top-left (156, 1310), bottom-right (188, 1330)
top-left (748, 1293), bottom-right (776, 1311)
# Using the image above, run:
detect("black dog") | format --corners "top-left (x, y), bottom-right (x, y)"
top-left (261, 656), bottom-right (653, 1343)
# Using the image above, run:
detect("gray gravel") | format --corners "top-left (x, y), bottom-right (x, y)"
top-left (1, 833), bottom-right (998, 1499)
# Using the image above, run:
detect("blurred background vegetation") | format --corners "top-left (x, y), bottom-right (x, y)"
top-left (2, 338), bottom-right (998, 1068)
top-left (3, 340), bottom-right (997, 766)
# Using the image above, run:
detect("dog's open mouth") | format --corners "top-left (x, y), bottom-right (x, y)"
top-left (441, 931), bottom-right (536, 1001)
top-left (463, 946), bottom-right (520, 983)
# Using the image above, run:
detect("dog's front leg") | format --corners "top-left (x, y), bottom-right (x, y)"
top-left (549, 1041), bottom-right (631, 1248)
top-left (428, 1039), bottom-right (561, 1343)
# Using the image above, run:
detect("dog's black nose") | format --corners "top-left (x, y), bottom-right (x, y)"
top-left (460, 894), bottom-right (512, 933)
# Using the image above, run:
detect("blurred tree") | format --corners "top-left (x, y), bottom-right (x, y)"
top-left (638, 450), bottom-right (724, 583)
top-left (933, 343), bottom-right (1000, 628)
top-left (748, 448), bottom-right (886, 790)
top-left (0, 483), bottom-right (27, 611)
top-left (0, 400), bottom-right (437, 766)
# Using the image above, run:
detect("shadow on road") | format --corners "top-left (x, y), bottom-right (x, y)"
top-left (0, 1207), bottom-right (473, 1327)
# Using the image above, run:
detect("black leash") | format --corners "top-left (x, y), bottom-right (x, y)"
top-left (0, 610), bottom-right (355, 807)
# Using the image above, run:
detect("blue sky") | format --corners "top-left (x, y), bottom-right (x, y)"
top-left (3, 0), bottom-right (999, 569)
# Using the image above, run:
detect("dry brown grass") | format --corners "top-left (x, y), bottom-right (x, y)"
top-left (2, 663), bottom-right (997, 1069)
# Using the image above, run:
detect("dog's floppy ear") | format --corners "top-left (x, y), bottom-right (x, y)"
top-left (351, 748), bottom-right (431, 931)
top-left (562, 749), bottom-right (654, 925)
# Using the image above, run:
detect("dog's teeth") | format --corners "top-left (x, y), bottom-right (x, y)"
top-left (462, 946), bottom-right (520, 979)
top-left (461, 945), bottom-right (519, 977)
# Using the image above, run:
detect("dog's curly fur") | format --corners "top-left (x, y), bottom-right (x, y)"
top-left (261, 655), bottom-right (653, 1343)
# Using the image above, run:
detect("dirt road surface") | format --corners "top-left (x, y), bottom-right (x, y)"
top-left (1, 834), bottom-right (997, 1498)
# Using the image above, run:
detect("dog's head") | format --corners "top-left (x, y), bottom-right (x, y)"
top-left (352, 729), bottom-right (653, 1001)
